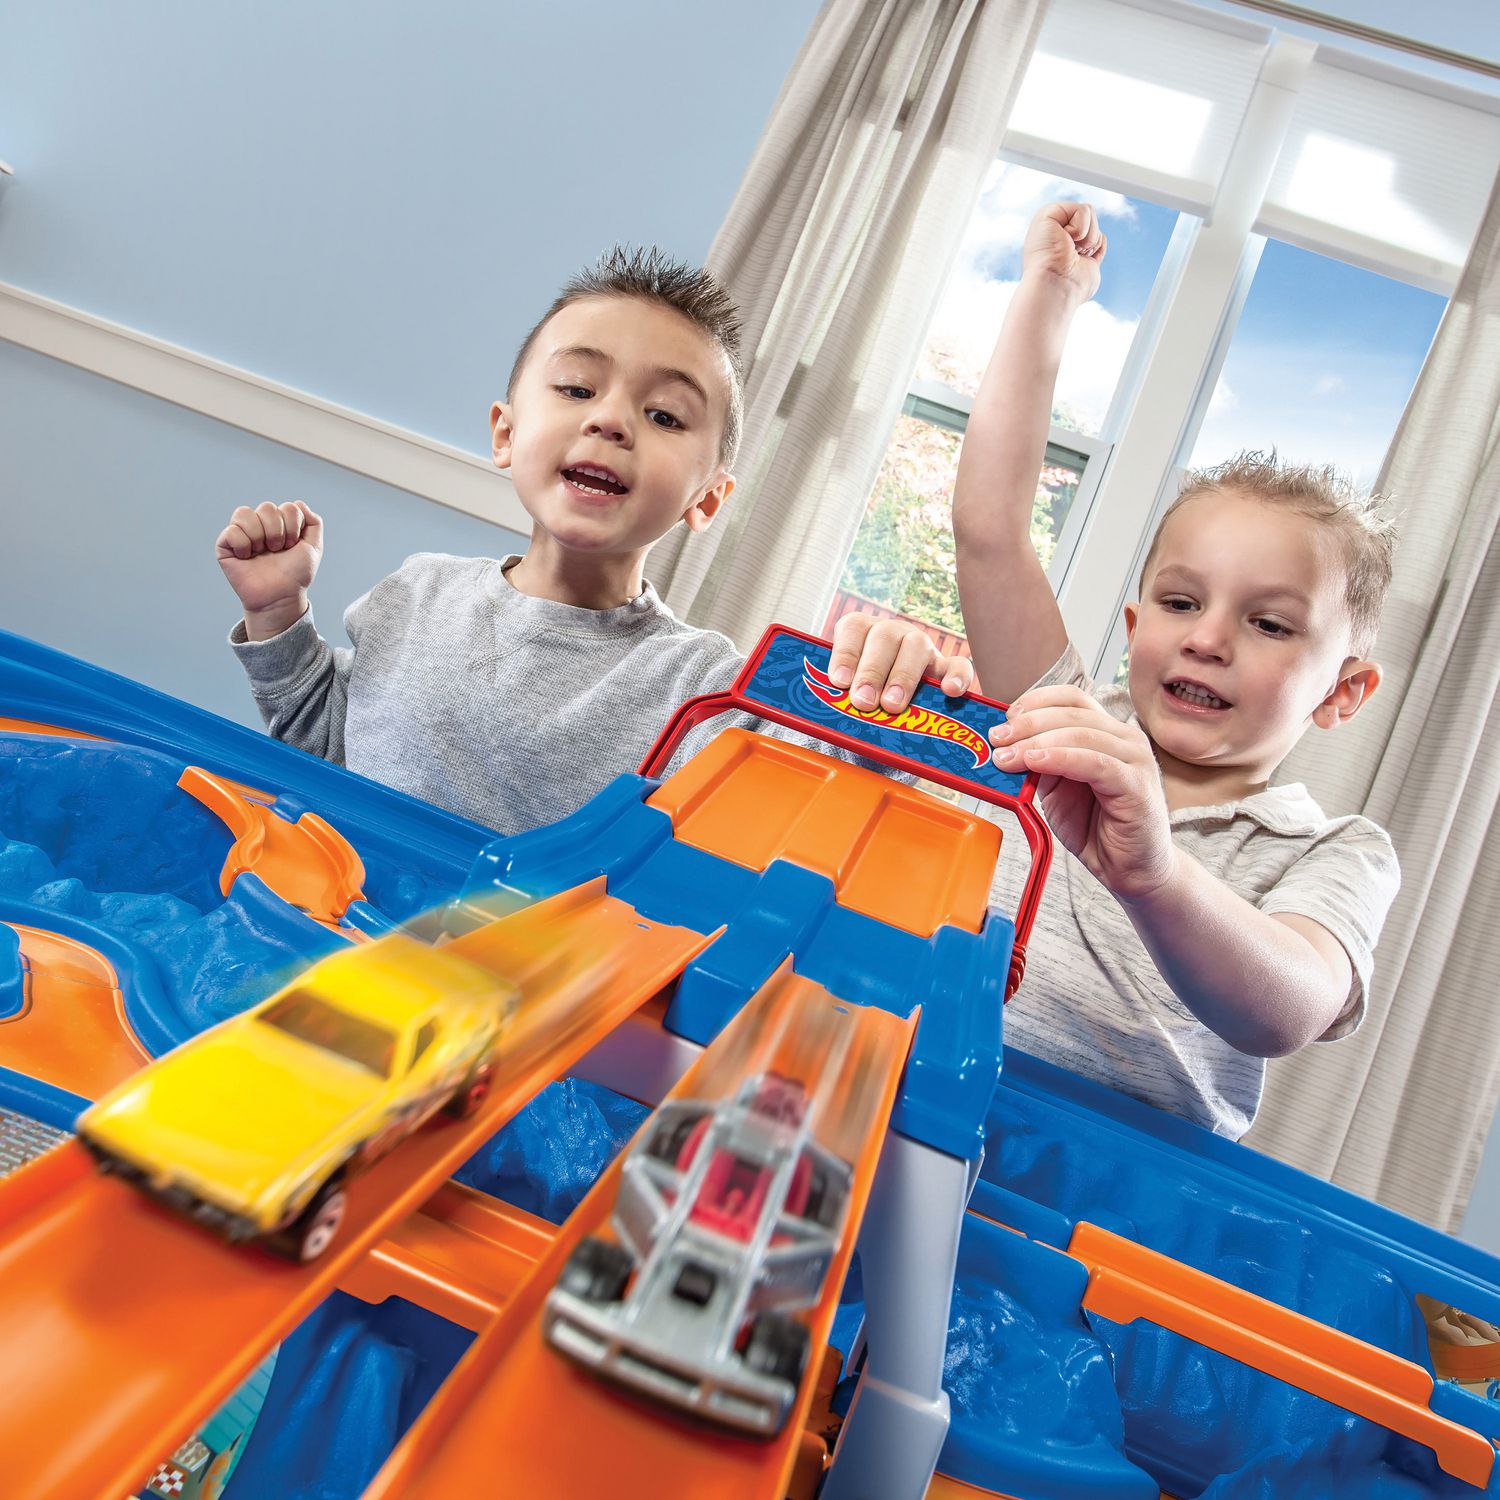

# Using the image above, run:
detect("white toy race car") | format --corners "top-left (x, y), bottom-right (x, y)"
top-left (544, 1072), bottom-right (851, 1437)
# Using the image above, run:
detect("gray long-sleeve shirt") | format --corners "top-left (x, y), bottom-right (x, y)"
top-left (230, 551), bottom-right (754, 836)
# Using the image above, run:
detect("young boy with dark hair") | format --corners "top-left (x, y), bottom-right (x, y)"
top-left (217, 247), bottom-right (970, 836)
top-left (954, 202), bottom-right (1400, 1137)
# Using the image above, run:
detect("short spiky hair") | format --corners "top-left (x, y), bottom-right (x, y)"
top-left (507, 245), bottom-right (744, 467)
top-left (1138, 450), bottom-right (1397, 656)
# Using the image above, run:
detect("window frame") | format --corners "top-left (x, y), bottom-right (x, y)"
top-left (843, 6), bottom-right (1488, 691)
top-left (901, 378), bottom-right (1112, 594)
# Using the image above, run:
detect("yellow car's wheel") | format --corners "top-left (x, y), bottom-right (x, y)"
top-left (447, 1060), bottom-right (495, 1120)
top-left (271, 1181), bottom-right (348, 1263)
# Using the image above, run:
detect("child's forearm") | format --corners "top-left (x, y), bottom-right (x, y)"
top-left (952, 276), bottom-right (1083, 699)
top-left (953, 275), bottom-right (1087, 555)
top-left (1120, 848), bottom-right (1350, 1058)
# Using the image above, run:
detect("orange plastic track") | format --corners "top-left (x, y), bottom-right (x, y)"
top-left (1430, 1337), bottom-right (1500, 1383)
top-left (0, 922), bottom-right (150, 1097)
top-left (1069, 1220), bottom-right (1497, 1489)
top-left (647, 728), bottom-right (1000, 937)
top-left (339, 1181), bottom-right (557, 1332)
top-left (924, 1476), bottom-right (1019, 1499)
top-left (0, 717), bottom-right (106, 739)
top-left (365, 965), bottom-right (916, 1500)
top-left (0, 879), bottom-right (712, 1500)
top-left (178, 764), bottom-right (369, 924)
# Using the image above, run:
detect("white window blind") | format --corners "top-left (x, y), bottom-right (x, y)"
top-left (1256, 50), bottom-right (1500, 292)
top-left (1000, 0), bottom-right (1269, 213)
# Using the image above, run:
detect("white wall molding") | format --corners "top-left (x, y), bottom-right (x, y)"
top-left (0, 280), bottom-right (529, 534)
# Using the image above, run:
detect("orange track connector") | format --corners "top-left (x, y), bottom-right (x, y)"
top-left (0, 922), bottom-right (149, 1097)
top-left (1069, 1220), bottom-right (1497, 1489)
top-left (365, 965), bottom-right (916, 1500)
top-left (340, 1181), bottom-right (558, 1332)
top-left (178, 764), bottom-right (369, 924)
top-left (0, 879), bottom-right (711, 1500)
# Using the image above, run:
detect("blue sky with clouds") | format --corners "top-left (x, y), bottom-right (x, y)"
top-left (920, 163), bottom-right (1448, 487)
top-left (1191, 239), bottom-right (1446, 484)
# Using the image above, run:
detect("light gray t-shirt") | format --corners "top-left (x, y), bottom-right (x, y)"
top-left (230, 551), bottom-right (758, 836)
top-left (991, 643), bottom-right (1400, 1139)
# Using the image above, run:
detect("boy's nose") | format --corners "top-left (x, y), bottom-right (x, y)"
top-left (583, 408), bottom-right (631, 446)
top-left (1183, 617), bottom-right (1231, 660)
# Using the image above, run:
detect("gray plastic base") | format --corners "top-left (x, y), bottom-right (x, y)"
top-left (823, 1130), bottom-right (967, 1500)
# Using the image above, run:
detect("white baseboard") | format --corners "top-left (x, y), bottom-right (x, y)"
top-left (0, 280), bottom-right (528, 534)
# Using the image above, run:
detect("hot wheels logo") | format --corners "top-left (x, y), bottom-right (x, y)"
top-left (801, 659), bottom-right (992, 769)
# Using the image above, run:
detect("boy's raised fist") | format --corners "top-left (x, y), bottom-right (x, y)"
top-left (1023, 202), bottom-right (1107, 300)
top-left (216, 500), bottom-right (323, 635)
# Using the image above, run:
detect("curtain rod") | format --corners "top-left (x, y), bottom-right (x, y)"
top-left (1220, 0), bottom-right (1500, 81)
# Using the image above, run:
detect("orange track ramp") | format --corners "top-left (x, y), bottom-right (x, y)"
top-left (0, 879), bottom-right (711, 1500)
top-left (0, 922), bottom-right (149, 1098)
top-left (177, 764), bottom-right (369, 924)
top-left (366, 966), bottom-right (915, 1500)
top-left (647, 728), bottom-right (1000, 937)
top-left (1070, 1220), bottom-right (1495, 1489)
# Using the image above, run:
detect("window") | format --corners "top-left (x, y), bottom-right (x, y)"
top-left (828, 0), bottom-right (1498, 701)
top-left (413, 1019), bottom-right (438, 1063)
top-left (1190, 240), bottom-right (1446, 484)
top-left (259, 991), bottom-right (398, 1078)
top-left (1095, 238), bottom-right (1448, 680)
top-left (828, 162), bottom-right (1182, 670)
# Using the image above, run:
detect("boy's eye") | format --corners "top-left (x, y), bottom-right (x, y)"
top-left (647, 408), bottom-right (684, 430)
top-left (1253, 618), bottom-right (1292, 637)
top-left (1161, 596), bottom-right (1196, 612)
top-left (555, 384), bottom-right (593, 400)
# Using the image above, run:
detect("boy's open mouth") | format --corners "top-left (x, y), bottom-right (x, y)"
top-left (562, 463), bottom-right (630, 498)
top-left (1165, 679), bottom-right (1231, 711)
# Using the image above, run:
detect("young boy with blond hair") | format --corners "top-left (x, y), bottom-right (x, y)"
top-left (954, 202), bottom-right (1400, 1137)
top-left (216, 247), bottom-right (971, 836)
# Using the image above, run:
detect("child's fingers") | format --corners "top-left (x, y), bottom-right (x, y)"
top-left (991, 702), bottom-right (1125, 749)
top-left (1063, 201), bottom-right (1094, 249)
top-left (215, 521), bottom-right (256, 561)
top-left (996, 720), bottom-right (1128, 762)
top-left (221, 505), bottom-right (266, 555)
top-left (939, 654), bottom-right (974, 697)
top-left (275, 501), bottom-right (307, 545)
top-left (1008, 683), bottom-right (1095, 715)
top-left (876, 629), bottom-right (938, 710)
top-left (844, 619), bottom-right (904, 710)
top-left (294, 501), bottom-right (325, 551)
top-left (826, 612), bottom-right (873, 689)
top-left (254, 500), bottom-right (290, 553)
top-left (995, 739), bottom-right (1134, 789)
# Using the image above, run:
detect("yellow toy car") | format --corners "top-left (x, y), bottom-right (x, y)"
top-left (77, 933), bottom-right (518, 1261)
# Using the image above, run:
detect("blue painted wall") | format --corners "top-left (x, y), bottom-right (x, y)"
top-left (0, 1), bottom-right (818, 721)
top-left (0, 338), bottom-right (517, 716)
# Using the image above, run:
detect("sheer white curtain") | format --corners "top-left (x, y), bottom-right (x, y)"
top-left (1246, 173), bottom-right (1500, 1233)
top-left (648, 0), bottom-right (1048, 647)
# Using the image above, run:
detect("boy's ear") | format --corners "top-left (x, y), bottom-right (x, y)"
top-left (1123, 601), bottom-right (1140, 642)
top-left (1313, 657), bottom-right (1382, 729)
top-left (682, 472), bottom-right (735, 534)
top-left (490, 401), bottom-right (515, 471)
